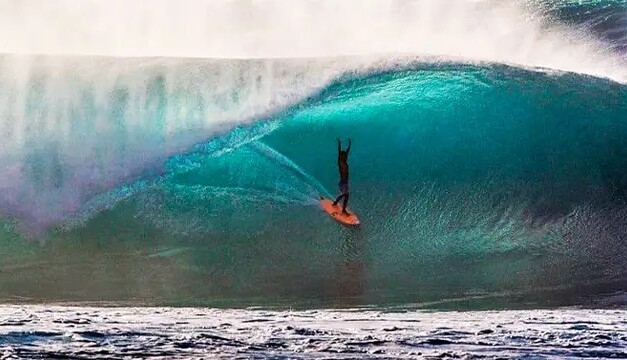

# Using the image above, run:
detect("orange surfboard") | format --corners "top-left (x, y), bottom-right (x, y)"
top-left (320, 197), bottom-right (360, 227)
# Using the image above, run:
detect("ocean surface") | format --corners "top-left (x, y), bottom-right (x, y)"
top-left (0, 0), bottom-right (626, 357)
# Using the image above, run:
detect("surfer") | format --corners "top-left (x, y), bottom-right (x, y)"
top-left (333, 138), bottom-right (351, 215)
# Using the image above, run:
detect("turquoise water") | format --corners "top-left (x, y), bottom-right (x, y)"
top-left (1, 1), bottom-right (627, 308)
top-left (1, 62), bottom-right (626, 308)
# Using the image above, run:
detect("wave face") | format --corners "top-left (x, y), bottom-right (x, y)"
top-left (1, 0), bottom-right (627, 308)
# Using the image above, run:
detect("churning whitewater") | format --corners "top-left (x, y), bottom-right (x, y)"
top-left (2, 306), bottom-right (627, 359)
top-left (0, 0), bottom-right (626, 308)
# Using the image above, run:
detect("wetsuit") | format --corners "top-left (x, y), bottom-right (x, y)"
top-left (333, 139), bottom-right (351, 214)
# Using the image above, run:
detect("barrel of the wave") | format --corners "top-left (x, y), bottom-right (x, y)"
top-left (319, 197), bottom-right (360, 227)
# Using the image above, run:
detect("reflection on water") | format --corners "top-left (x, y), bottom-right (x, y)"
top-left (335, 229), bottom-right (366, 306)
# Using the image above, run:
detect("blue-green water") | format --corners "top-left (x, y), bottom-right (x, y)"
top-left (1, 1), bottom-right (626, 309)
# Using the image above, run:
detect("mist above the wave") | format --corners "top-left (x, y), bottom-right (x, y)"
top-left (0, 0), bottom-right (624, 81)
top-left (0, 57), bottom-right (357, 233)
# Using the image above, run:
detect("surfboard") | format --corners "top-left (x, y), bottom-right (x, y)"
top-left (319, 197), bottom-right (360, 227)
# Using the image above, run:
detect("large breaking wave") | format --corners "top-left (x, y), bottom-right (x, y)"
top-left (0, 0), bottom-right (626, 308)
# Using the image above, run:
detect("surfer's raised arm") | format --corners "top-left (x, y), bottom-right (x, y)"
top-left (346, 139), bottom-right (352, 155)
top-left (337, 138), bottom-right (342, 155)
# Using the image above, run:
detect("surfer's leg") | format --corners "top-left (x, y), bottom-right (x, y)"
top-left (342, 193), bottom-right (350, 214)
top-left (338, 181), bottom-right (350, 213)
top-left (334, 180), bottom-right (348, 206)
top-left (333, 193), bottom-right (346, 206)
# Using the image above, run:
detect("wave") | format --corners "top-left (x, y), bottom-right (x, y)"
top-left (0, 0), bottom-right (627, 307)
top-left (539, 0), bottom-right (627, 54)
top-left (0, 1), bottom-right (625, 231)
top-left (1, 60), bottom-right (626, 307)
